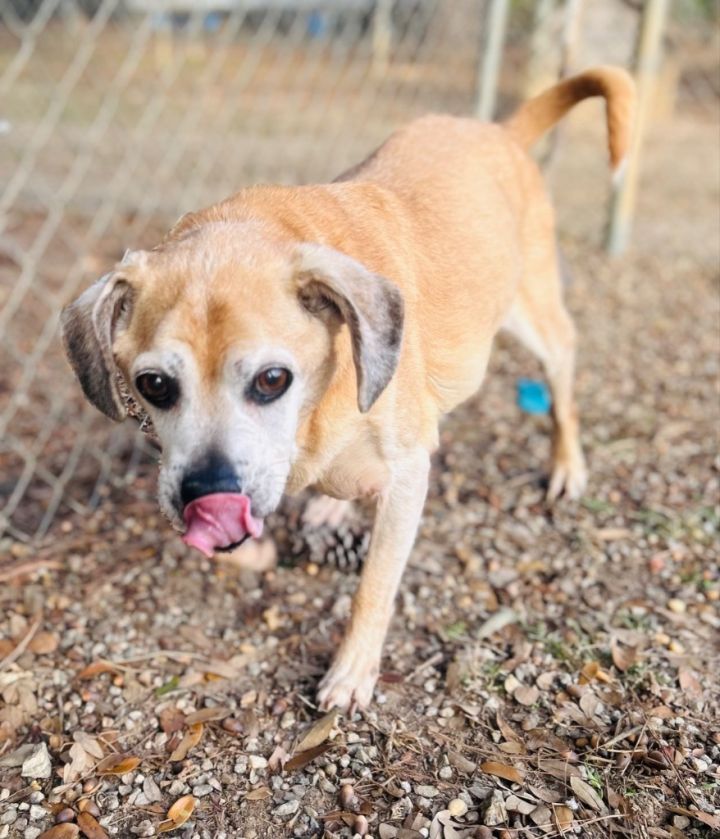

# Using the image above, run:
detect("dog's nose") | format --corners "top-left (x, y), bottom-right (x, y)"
top-left (180, 451), bottom-right (242, 506)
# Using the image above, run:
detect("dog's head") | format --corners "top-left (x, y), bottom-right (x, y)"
top-left (61, 222), bottom-right (403, 554)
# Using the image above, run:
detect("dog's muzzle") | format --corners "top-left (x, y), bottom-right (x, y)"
top-left (180, 452), bottom-right (264, 557)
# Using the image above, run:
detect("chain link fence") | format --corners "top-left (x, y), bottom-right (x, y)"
top-left (0, 0), bottom-right (717, 546)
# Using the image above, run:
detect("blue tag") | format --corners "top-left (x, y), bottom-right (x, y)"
top-left (516, 378), bottom-right (552, 415)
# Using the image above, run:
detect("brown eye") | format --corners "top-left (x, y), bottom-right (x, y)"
top-left (249, 367), bottom-right (292, 404)
top-left (135, 372), bottom-right (179, 409)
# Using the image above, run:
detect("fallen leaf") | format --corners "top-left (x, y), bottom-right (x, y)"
top-left (245, 786), bottom-right (271, 801)
top-left (185, 706), bottom-right (231, 725)
top-left (678, 667), bottom-right (701, 698)
top-left (447, 750), bottom-right (475, 773)
top-left (479, 760), bottom-right (525, 784)
top-left (513, 684), bottom-right (539, 706)
top-left (29, 632), bottom-right (59, 655)
top-left (77, 661), bottom-right (120, 680)
top-left (665, 805), bottom-right (720, 830)
top-left (158, 795), bottom-right (197, 833)
top-left (553, 804), bottom-right (574, 831)
top-left (295, 709), bottom-right (339, 753)
top-left (77, 812), bottom-right (108, 839)
top-left (169, 722), bottom-right (203, 762)
top-left (96, 753), bottom-right (141, 775)
top-left (159, 707), bottom-right (186, 734)
top-left (37, 827), bottom-right (80, 839)
top-left (284, 742), bottom-right (332, 771)
top-left (570, 776), bottom-right (607, 813)
top-left (267, 744), bottom-right (291, 772)
top-left (538, 758), bottom-right (581, 782)
top-left (73, 732), bottom-right (104, 759)
top-left (610, 637), bottom-right (638, 672)
top-left (498, 741), bottom-right (526, 755)
top-left (21, 742), bottom-right (52, 779)
top-left (496, 712), bottom-right (522, 743)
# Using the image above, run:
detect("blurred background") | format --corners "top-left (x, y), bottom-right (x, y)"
top-left (0, 0), bottom-right (718, 547)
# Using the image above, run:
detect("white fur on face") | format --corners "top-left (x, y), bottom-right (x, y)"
top-left (130, 340), bottom-right (302, 528)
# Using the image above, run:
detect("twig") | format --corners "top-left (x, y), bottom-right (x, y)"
top-left (0, 615), bottom-right (42, 671)
top-left (407, 651), bottom-right (444, 681)
top-left (599, 724), bottom-right (645, 750)
top-left (0, 559), bottom-right (62, 583)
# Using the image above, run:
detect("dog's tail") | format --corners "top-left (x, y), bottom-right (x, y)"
top-left (503, 66), bottom-right (635, 174)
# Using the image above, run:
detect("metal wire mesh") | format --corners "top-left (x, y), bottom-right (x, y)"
top-left (0, 0), bottom-right (716, 546)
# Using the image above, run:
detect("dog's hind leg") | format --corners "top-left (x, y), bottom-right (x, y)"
top-left (502, 263), bottom-right (587, 501)
top-left (317, 447), bottom-right (430, 711)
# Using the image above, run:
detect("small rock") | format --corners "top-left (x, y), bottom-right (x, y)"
top-left (21, 744), bottom-right (51, 780)
top-left (483, 790), bottom-right (508, 826)
top-left (28, 806), bottom-right (46, 822)
top-left (23, 828), bottom-right (41, 839)
top-left (415, 784), bottom-right (439, 798)
top-left (448, 798), bottom-right (468, 817)
top-left (439, 766), bottom-right (453, 780)
top-left (667, 598), bottom-right (686, 614)
top-left (193, 784), bottom-right (213, 797)
top-left (274, 800), bottom-right (300, 818)
top-left (249, 755), bottom-right (268, 771)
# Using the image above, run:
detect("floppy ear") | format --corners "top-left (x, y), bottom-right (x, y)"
top-left (60, 272), bottom-right (134, 421)
top-left (295, 243), bottom-right (404, 413)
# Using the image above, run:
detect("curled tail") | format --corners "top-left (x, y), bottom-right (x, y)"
top-left (503, 66), bottom-right (635, 172)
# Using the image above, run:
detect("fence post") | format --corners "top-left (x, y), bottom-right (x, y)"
top-left (476, 0), bottom-right (510, 120)
top-left (372, 0), bottom-right (393, 79)
top-left (606, 0), bottom-right (670, 255)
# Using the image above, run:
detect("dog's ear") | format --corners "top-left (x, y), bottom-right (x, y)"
top-left (295, 243), bottom-right (404, 413)
top-left (60, 271), bottom-right (135, 421)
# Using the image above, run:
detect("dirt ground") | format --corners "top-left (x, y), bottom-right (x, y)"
top-left (1, 104), bottom-right (719, 839)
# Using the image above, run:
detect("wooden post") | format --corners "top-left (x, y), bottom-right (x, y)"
top-left (606, 0), bottom-right (669, 255)
top-left (372, 0), bottom-right (393, 79)
top-left (476, 0), bottom-right (510, 121)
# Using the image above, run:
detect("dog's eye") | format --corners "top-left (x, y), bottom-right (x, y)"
top-left (249, 367), bottom-right (292, 404)
top-left (135, 372), bottom-right (179, 409)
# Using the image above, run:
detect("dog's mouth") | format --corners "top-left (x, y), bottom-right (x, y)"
top-left (182, 493), bottom-right (264, 557)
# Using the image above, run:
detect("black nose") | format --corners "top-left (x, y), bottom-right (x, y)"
top-left (180, 451), bottom-right (242, 506)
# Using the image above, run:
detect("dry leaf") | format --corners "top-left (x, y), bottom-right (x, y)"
top-left (447, 750), bottom-right (475, 773)
top-left (295, 709), bottom-right (339, 753)
top-left (245, 786), bottom-right (271, 801)
top-left (38, 827), bottom-right (80, 839)
top-left (553, 804), bottom-right (574, 831)
top-left (610, 637), bottom-right (638, 672)
top-left (267, 744), bottom-right (291, 772)
top-left (579, 691), bottom-right (602, 719)
top-left (77, 812), bottom-right (109, 839)
top-left (77, 661), bottom-right (120, 680)
top-left (496, 712), bottom-right (522, 743)
top-left (185, 706), bottom-right (231, 725)
top-left (29, 632), bottom-right (59, 655)
top-left (678, 667), bottom-right (701, 698)
top-left (64, 741), bottom-right (96, 784)
top-left (498, 741), bottom-right (525, 755)
top-left (169, 722), bottom-right (203, 762)
top-left (538, 758), bottom-right (581, 782)
top-left (479, 760), bottom-right (525, 784)
top-left (284, 742), bottom-right (332, 772)
top-left (570, 776), bottom-right (607, 813)
top-left (158, 795), bottom-right (197, 833)
top-left (73, 732), bottom-right (104, 759)
top-left (513, 684), bottom-right (539, 706)
top-left (96, 753), bottom-right (141, 775)
top-left (159, 707), bottom-right (186, 734)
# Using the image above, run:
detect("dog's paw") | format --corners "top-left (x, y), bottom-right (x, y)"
top-left (303, 495), bottom-right (352, 529)
top-left (547, 454), bottom-right (588, 502)
top-left (317, 646), bottom-right (380, 713)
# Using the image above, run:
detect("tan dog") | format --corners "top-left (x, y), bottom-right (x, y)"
top-left (62, 67), bottom-right (634, 711)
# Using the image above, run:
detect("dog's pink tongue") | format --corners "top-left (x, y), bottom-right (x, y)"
top-left (182, 493), bottom-right (263, 557)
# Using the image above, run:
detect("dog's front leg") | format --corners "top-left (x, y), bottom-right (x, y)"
top-left (317, 447), bottom-right (430, 712)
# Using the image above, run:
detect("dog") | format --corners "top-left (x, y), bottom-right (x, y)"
top-left (61, 66), bottom-right (634, 712)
